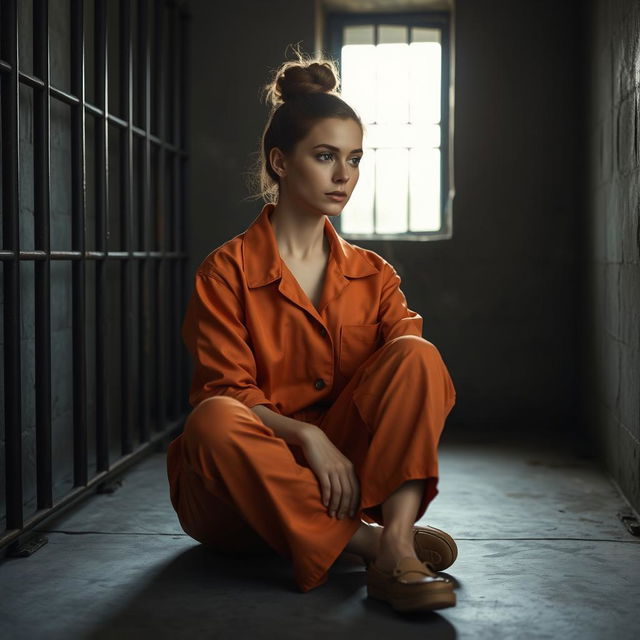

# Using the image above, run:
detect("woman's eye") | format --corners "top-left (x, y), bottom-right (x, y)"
top-left (316, 152), bottom-right (362, 166)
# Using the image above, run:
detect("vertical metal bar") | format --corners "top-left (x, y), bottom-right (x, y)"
top-left (166, 2), bottom-right (175, 147)
top-left (70, 0), bottom-right (89, 486)
top-left (155, 0), bottom-right (167, 431)
top-left (179, 7), bottom-right (190, 412)
top-left (139, 0), bottom-right (151, 442)
top-left (2, 0), bottom-right (23, 531)
top-left (440, 19), bottom-right (450, 232)
top-left (120, 0), bottom-right (134, 453)
top-left (152, 0), bottom-right (160, 139)
top-left (373, 23), bottom-right (378, 234)
top-left (33, 0), bottom-right (53, 508)
top-left (152, 0), bottom-right (161, 431)
top-left (95, 0), bottom-right (110, 471)
top-left (406, 27), bottom-right (411, 233)
top-left (406, 148), bottom-right (411, 232)
top-left (169, 0), bottom-right (179, 421)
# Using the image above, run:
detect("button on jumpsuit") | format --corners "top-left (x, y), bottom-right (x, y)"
top-left (166, 203), bottom-right (457, 593)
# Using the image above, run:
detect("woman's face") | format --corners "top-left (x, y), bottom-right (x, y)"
top-left (271, 117), bottom-right (364, 216)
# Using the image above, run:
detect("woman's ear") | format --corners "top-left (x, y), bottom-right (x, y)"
top-left (269, 147), bottom-right (286, 178)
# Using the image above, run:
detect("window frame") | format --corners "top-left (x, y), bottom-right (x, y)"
top-left (324, 10), bottom-right (453, 241)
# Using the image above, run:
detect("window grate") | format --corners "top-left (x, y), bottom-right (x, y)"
top-left (324, 11), bottom-right (453, 241)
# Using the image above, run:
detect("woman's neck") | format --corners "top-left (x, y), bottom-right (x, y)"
top-left (269, 199), bottom-right (329, 261)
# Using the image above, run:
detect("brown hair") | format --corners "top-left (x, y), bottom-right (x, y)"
top-left (245, 43), bottom-right (364, 204)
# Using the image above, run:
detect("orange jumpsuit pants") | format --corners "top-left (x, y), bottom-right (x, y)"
top-left (166, 335), bottom-right (456, 593)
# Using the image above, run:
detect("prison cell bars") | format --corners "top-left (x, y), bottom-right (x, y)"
top-left (0, 0), bottom-right (190, 553)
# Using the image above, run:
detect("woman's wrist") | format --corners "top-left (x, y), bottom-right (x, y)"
top-left (298, 421), bottom-right (323, 447)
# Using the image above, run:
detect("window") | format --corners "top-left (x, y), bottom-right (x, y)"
top-left (325, 12), bottom-right (453, 240)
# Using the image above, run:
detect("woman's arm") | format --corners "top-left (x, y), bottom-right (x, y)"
top-left (250, 404), bottom-right (320, 446)
top-left (378, 260), bottom-right (424, 341)
top-left (182, 269), bottom-right (281, 412)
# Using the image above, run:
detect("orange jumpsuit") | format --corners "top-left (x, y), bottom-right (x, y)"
top-left (166, 202), bottom-right (456, 593)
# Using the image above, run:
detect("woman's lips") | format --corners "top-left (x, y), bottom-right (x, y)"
top-left (326, 193), bottom-right (347, 201)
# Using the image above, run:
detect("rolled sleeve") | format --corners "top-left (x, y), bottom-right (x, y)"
top-left (181, 269), bottom-right (281, 414)
top-left (378, 261), bottom-right (424, 341)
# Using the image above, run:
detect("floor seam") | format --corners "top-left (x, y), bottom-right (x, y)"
top-left (33, 529), bottom-right (640, 543)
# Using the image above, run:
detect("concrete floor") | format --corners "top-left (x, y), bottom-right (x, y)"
top-left (1, 431), bottom-right (639, 639)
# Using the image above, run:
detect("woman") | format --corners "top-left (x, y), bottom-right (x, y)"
top-left (166, 51), bottom-right (458, 613)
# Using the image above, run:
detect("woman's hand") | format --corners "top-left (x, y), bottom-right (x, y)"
top-left (300, 426), bottom-right (361, 519)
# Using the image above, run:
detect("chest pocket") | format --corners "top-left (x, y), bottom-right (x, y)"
top-left (339, 322), bottom-right (382, 380)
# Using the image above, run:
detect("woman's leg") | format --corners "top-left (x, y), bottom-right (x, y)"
top-left (343, 521), bottom-right (382, 563)
top-left (343, 481), bottom-right (426, 571)
top-left (167, 395), bottom-right (363, 592)
top-left (375, 479), bottom-right (427, 575)
top-left (167, 399), bottom-right (273, 553)
top-left (317, 335), bottom-right (456, 568)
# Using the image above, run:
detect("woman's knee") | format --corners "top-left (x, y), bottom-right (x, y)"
top-left (182, 395), bottom-right (252, 447)
top-left (386, 335), bottom-right (442, 362)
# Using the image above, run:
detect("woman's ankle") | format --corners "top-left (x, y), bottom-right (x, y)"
top-left (380, 522), bottom-right (414, 546)
top-left (345, 522), bottom-right (382, 563)
top-left (375, 528), bottom-right (419, 569)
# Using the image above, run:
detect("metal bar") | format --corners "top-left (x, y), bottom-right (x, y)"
top-left (70, 0), bottom-right (89, 487)
top-left (120, 0), bottom-right (134, 454)
top-left (179, 6), bottom-right (191, 410)
top-left (155, 0), bottom-right (167, 432)
top-left (152, 0), bottom-right (162, 431)
top-left (1, 65), bottom-right (190, 150)
top-left (1, 0), bottom-right (23, 532)
top-left (33, 0), bottom-right (54, 511)
top-left (169, 0), bottom-right (179, 421)
top-left (406, 28), bottom-right (411, 233)
top-left (95, 0), bottom-right (110, 471)
top-left (1, 416), bottom-right (185, 553)
top-left (139, 0), bottom-right (152, 443)
top-left (373, 23), bottom-right (378, 234)
top-left (168, 1), bottom-right (176, 148)
top-left (152, 0), bottom-right (161, 138)
top-left (0, 249), bottom-right (188, 260)
top-left (440, 16), bottom-right (451, 234)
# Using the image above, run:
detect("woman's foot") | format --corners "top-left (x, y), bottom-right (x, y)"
top-left (372, 525), bottom-right (426, 582)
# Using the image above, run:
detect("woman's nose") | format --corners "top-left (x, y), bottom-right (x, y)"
top-left (333, 164), bottom-right (350, 182)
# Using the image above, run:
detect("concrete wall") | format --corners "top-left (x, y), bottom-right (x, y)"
top-left (185, 0), bottom-right (317, 272)
top-left (583, 0), bottom-right (640, 513)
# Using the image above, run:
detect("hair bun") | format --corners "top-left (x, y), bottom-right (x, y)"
top-left (277, 61), bottom-right (338, 101)
top-left (263, 47), bottom-right (340, 109)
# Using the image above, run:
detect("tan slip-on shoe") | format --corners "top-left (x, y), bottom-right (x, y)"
top-left (363, 524), bottom-right (458, 572)
top-left (366, 556), bottom-right (456, 612)
top-left (413, 524), bottom-right (458, 572)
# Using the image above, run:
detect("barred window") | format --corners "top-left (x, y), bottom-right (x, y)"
top-left (326, 12), bottom-right (453, 240)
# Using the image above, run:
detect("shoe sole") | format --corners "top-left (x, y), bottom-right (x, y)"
top-left (367, 581), bottom-right (457, 612)
top-left (413, 525), bottom-right (458, 572)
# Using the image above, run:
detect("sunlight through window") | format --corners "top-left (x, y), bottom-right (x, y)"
top-left (340, 24), bottom-right (442, 235)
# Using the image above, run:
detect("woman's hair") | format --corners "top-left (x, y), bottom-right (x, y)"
top-left (245, 43), bottom-right (364, 204)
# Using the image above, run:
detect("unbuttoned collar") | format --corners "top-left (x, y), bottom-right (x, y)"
top-left (243, 202), bottom-right (379, 288)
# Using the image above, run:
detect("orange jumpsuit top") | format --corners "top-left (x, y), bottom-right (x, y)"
top-left (182, 202), bottom-right (423, 418)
